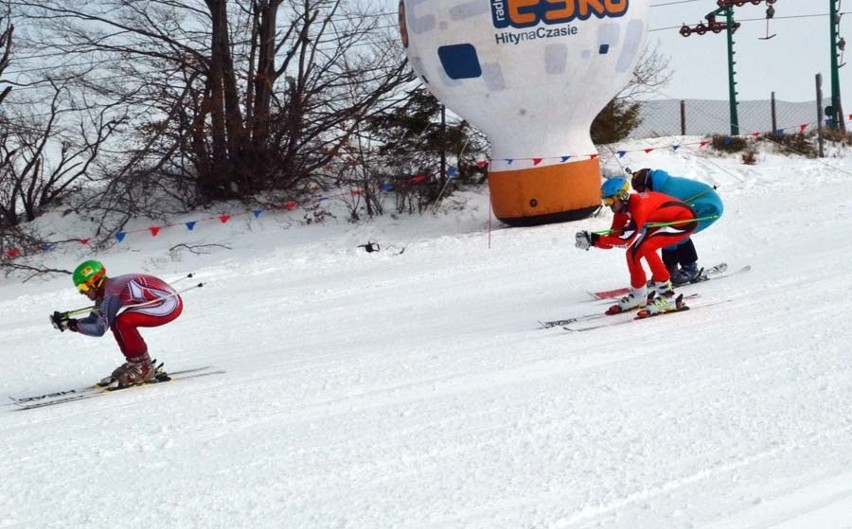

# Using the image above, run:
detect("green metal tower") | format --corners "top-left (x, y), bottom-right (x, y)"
top-left (680, 0), bottom-right (777, 136)
top-left (722, 6), bottom-right (739, 136)
top-left (829, 0), bottom-right (846, 131)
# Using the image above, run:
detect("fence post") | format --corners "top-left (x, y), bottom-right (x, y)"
top-left (816, 73), bottom-right (825, 158)
top-left (770, 92), bottom-right (777, 134)
top-left (680, 100), bottom-right (686, 135)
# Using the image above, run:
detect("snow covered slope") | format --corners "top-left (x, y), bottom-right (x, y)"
top-left (2, 139), bottom-right (851, 529)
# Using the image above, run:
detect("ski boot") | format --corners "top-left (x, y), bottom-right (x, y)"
top-left (606, 285), bottom-right (647, 315)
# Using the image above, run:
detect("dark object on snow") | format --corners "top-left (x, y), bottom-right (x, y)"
top-left (359, 241), bottom-right (380, 253)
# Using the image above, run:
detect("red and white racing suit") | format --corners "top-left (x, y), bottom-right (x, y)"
top-left (594, 191), bottom-right (697, 289)
top-left (74, 274), bottom-right (183, 362)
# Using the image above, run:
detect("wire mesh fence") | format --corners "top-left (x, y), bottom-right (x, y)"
top-left (632, 98), bottom-right (822, 139)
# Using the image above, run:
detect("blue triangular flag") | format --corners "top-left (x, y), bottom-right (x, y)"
top-left (185, 221), bottom-right (197, 231)
top-left (115, 232), bottom-right (126, 242)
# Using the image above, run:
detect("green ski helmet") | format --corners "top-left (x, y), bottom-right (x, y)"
top-left (73, 260), bottom-right (106, 292)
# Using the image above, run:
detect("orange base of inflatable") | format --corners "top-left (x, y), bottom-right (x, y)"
top-left (487, 158), bottom-right (601, 227)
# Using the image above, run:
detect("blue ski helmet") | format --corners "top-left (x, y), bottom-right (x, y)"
top-left (601, 177), bottom-right (630, 205)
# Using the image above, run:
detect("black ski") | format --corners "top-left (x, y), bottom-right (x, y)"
top-left (8, 366), bottom-right (223, 411)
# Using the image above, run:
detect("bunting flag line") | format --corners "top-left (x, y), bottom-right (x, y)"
top-left (2, 188), bottom-right (365, 261)
top-left (1, 179), bottom-right (459, 261)
top-left (471, 118), bottom-right (825, 166)
top-left (0, 115), bottom-right (837, 262)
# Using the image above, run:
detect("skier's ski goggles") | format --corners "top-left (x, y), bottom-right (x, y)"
top-left (77, 277), bottom-right (103, 293)
top-left (76, 269), bottom-right (105, 293)
top-left (602, 196), bottom-right (618, 207)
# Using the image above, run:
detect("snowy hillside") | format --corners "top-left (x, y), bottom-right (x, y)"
top-left (2, 137), bottom-right (852, 529)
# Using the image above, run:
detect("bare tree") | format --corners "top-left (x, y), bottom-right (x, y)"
top-left (622, 42), bottom-right (673, 101)
top-left (592, 42), bottom-right (673, 144)
top-left (0, 10), bottom-right (11, 106)
top-left (0, 10), bottom-right (109, 273)
top-left (21, 0), bottom-right (411, 207)
top-left (0, 78), bottom-right (125, 227)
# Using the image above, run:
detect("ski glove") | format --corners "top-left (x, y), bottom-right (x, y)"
top-left (50, 311), bottom-right (78, 332)
top-left (574, 231), bottom-right (599, 251)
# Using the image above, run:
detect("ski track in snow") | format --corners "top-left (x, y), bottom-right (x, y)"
top-left (2, 141), bottom-right (852, 528)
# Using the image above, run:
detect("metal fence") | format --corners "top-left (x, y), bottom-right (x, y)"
top-left (631, 98), bottom-right (820, 139)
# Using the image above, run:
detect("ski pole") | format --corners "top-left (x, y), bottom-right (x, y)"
top-left (592, 214), bottom-right (719, 236)
top-left (117, 282), bottom-right (204, 315)
top-left (646, 214), bottom-right (719, 229)
top-left (681, 185), bottom-right (719, 205)
top-left (169, 272), bottom-right (197, 285)
top-left (63, 306), bottom-right (97, 317)
top-left (60, 282), bottom-right (205, 318)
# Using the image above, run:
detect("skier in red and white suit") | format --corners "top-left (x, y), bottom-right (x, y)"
top-left (59, 260), bottom-right (183, 387)
top-left (576, 177), bottom-right (697, 315)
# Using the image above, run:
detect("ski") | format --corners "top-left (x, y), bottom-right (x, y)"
top-left (586, 263), bottom-right (750, 300)
top-left (538, 313), bottom-right (608, 329)
top-left (563, 297), bottom-right (732, 333)
top-left (7, 365), bottom-right (211, 405)
top-left (8, 366), bottom-right (223, 411)
top-left (539, 293), bottom-right (700, 329)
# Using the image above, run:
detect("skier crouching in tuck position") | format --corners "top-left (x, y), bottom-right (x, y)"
top-left (630, 167), bottom-right (724, 285)
top-left (575, 177), bottom-right (697, 316)
top-left (52, 260), bottom-right (183, 387)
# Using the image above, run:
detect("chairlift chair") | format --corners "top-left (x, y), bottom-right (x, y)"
top-left (759, 4), bottom-right (776, 40)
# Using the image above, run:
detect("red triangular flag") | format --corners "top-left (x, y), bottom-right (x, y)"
top-left (149, 226), bottom-right (161, 237)
top-left (532, 157), bottom-right (542, 166)
top-left (644, 147), bottom-right (654, 154)
top-left (219, 214), bottom-right (230, 224)
top-left (79, 238), bottom-right (90, 245)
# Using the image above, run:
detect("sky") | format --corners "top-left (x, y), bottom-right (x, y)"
top-left (2, 137), bottom-right (852, 528)
top-left (391, 0), bottom-right (849, 104)
top-left (648, 0), bottom-right (847, 103)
